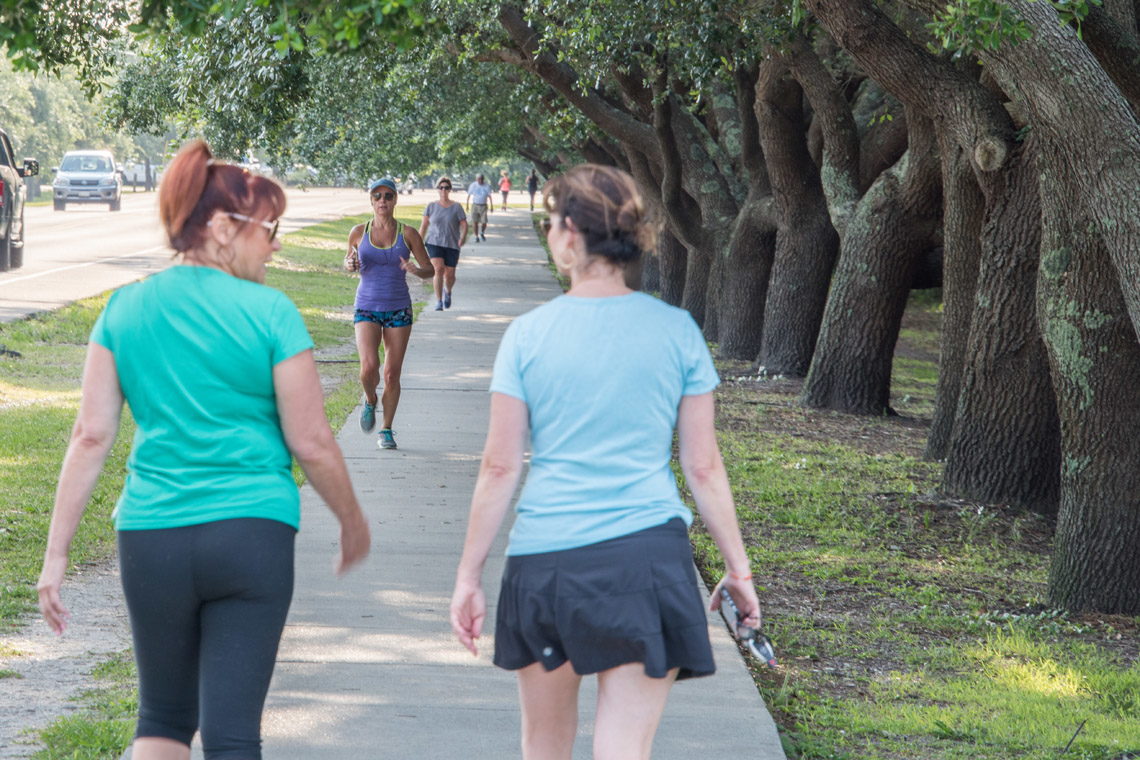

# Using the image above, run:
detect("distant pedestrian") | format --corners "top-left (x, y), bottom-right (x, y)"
top-left (345, 177), bottom-right (435, 451)
top-left (450, 163), bottom-right (760, 760)
top-left (466, 173), bottom-right (494, 242)
top-left (499, 170), bottom-right (511, 208)
top-left (419, 176), bottom-right (468, 311)
top-left (526, 169), bottom-right (540, 212)
top-left (37, 139), bottom-right (371, 760)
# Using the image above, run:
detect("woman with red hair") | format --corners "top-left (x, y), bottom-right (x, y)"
top-left (37, 140), bottom-right (370, 760)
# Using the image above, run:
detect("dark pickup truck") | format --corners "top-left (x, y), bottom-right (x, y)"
top-left (0, 128), bottom-right (40, 272)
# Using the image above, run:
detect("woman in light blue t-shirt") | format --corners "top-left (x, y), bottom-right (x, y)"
top-left (37, 141), bottom-right (370, 760)
top-left (451, 164), bottom-right (761, 759)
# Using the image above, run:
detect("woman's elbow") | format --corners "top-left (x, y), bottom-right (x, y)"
top-left (287, 428), bottom-right (338, 466)
top-left (681, 459), bottom-right (724, 489)
top-left (480, 456), bottom-right (522, 483)
top-left (70, 420), bottom-right (117, 453)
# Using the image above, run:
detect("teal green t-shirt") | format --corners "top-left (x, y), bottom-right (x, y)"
top-left (90, 265), bottom-right (315, 530)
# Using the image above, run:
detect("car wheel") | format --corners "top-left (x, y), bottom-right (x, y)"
top-left (110, 198), bottom-right (121, 212)
top-left (9, 211), bottom-right (23, 269)
top-left (54, 199), bottom-right (65, 211)
top-left (0, 233), bottom-right (10, 273)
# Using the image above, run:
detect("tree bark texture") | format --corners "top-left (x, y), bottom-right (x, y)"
top-left (1039, 144), bottom-right (1140, 614)
top-left (800, 113), bottom-right (942, 414)
top-left (926, 136), bottom-right (985, 460)
top-left (716, 196), bottom-right (777, 359)
top-left (805, 0), bottom-right (1016, 173)
top-left (941, 138), bottom-right (1060, 514)
top-left (756, 65), bottom-right (839, 376)
top-left (682, 247), bottom-right (712, 329)
top-left (656, 228), bottom-right (687, 307)
top-left (907, 0), bottom-right (1140, 345)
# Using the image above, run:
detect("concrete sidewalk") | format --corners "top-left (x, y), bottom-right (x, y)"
top-left (152, 208), bottom-right (786, 759)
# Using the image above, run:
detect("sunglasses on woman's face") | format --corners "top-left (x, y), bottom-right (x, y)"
top-left (438, 185), bottom-right (452, 191)
top-left (227, 212), bottom-right (279, 241)
top-left (371, 191), bottom-right (396, 201)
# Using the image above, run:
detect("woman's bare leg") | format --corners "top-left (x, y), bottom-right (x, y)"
top-left (354, 321), bottom-right (383, 406)
top-left (432, 259), bottom-right (446, 303)
top-left (131, 738), bottom-right (191, 760)
top-left (593, 663), bottom-right (677, 760)
top-left (379, 324), bottom-right (412, 429)
top-left (517, 661), bottom-right (581, 760)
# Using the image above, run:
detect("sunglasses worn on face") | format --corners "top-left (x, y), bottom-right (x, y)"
top-left (438, 185), bottom-right (452, 191)
top-left (228, 212), bottom-right (279, 240)
top-left (371, 191), bottom-right (396, 201)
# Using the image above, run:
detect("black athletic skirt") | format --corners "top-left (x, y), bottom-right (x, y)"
top-left (493, 517), bottom-right (716, 680)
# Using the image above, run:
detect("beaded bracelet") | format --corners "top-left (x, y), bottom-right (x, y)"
top-left (729, 571), bottom-right (753, 581)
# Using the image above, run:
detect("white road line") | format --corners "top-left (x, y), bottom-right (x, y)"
top-left (0, 245), bottom-right (169, 286)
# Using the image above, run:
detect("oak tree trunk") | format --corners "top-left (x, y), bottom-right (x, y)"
top-left (926, 137), bottom-right (985, 459)
top-left (657, 228), bottom-right (687, 307)
top-left (942, 138), bottom-right (1059, 514)
top-left (1039, 154), bottom-right (1140, 614)
top-left (756, 69), bottom-right (840, 375)
top-left (800, 113), bottom-right (941, 414)
top-left (682, 248), bottom-right (712, 330)
top-left (716, 198), bottom-right (777, 359)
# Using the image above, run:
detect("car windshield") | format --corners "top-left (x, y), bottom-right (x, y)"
top-left (60, 155), bottom-right (111, 173)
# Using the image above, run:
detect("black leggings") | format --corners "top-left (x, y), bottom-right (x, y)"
top-left (118, 518), bottom-right (296, 760)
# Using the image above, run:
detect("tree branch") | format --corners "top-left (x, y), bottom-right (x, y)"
top-left (653, 67), bottom-right (705, 248)
top-left (496, 4), bottom-right (658, 156)
top-left (734, 62), bottom-right (767, 185)
top-left (804, 0), bottom-right (1015, 172)
top-left (1081, 6), bottom-right (1140, 113)
top-left (786, 35), bottom-right (861, 224)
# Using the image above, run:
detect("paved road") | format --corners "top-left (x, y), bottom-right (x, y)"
top-left (123, 206), bottom-right (787, 760)
top-left (0, 187), bottom-right (437, 324)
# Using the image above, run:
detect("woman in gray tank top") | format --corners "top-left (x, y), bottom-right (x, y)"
top-left (419, 176), bottom-right (468, 311)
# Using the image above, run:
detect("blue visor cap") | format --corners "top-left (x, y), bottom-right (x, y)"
top-left (369, 178), bottom-right (398, 193)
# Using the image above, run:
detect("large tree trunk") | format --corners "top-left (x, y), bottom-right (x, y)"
top-left (657, 228), bottom-right (687, 307)
top-left (1039, 150), bottom-right (1140, 614)
top-left (717, 197), bottom-right (777, 359)
top-left (800, 112), bottom-right (941, 413)
top-left (756, 65), bottom-right (840, 375)
top-left (942, 137), bottom-right (1060, 514)
top-left (926, 136), bottom-right (985, 459)
top-left (682, 248), bottom-right (712, 329)
top-left (903, 0), bottom-right (1140, 342)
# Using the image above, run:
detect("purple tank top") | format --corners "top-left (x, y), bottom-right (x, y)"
top-left (354, 221), bottom-right (412, 311)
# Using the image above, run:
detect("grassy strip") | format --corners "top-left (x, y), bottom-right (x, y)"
top-left (689, 294), bottom-right (1140, 760)
top-left (0, 204), bottom-right (425, 757)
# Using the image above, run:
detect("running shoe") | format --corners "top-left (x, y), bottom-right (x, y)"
top-left (435, 300), bottom-right (444, 311)
top-left (359, 400), bottom-right (376, 432)
top-left (443, 289), bottom-right (452, 309)
top-left (378, 428), bottom-right (397, 449)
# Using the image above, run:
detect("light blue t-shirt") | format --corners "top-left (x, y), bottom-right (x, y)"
top-left (467, 181), bottom-right (494, 205)
top-left (490, 291), bottom-right (719, 555)
top-left (90, 265), bottom-right (315, 531)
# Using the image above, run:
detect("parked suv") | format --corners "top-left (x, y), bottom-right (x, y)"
top-left (52, 150), bottom-right (123, 212)
top-left (0, 128), bottom-right (40, 272)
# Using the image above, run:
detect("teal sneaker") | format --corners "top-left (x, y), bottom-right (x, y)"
top-left (378, 428), bottom-right (397, 450)
top-left (359, 401), bottom-right (376, 432)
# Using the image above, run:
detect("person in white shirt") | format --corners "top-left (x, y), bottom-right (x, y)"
top-left (465, 174), bottom-right (495, 242)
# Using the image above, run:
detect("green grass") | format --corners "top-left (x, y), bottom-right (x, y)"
top-left (31, 650), bottom-right (136, 760)
top-left (690, 292), bottom-right (1140, 759)
top-left (0, 205), bottom-right (427, 757)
